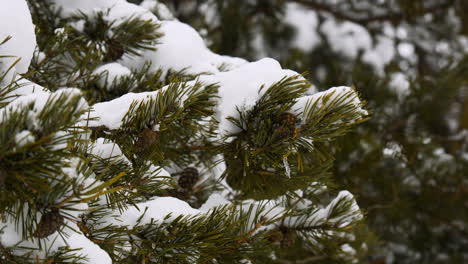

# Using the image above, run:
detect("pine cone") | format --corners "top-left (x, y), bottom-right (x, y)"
top-left (273, 125), bottom-right (294, 141)
top-left (280, 228), bottom-right (297, 249)
top-left (178, 167), bottom-right (199, 190)
top-left (272, 112), bottom-right (298, 140)
top-left (279, 112), bottom-right (297, 130)
top-left (134, 128), bottom-right (159, 153)
top-left (267, 228), bottom-right (284, 243)
top-left (33, 208), bottom-right (64, 238)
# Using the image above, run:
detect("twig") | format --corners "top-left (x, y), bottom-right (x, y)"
top-left (14, 171), bottom-right (37, 193)
top-left (237, 216), bottom-right (268, 243)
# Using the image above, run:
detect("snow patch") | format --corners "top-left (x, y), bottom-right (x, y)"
top-left (389, 72), bottom-right (410, 98)
top-left (14, 130), bottom-right (34, 147)
top-left (93, 62), bottom-right (132, 91)
top-left (85, 91), bottom-right (158, 129)
top-left (120, 20), bottom-right (246, 77)
top-left (322, 20), bottom-right (372, 59)
top-left (293, 86), bottom-right (368, 124)
top-left (0, 0), bottom-right (36, 74)
top-left (284, 3), bottom-right (320, 52)
top-left (104, 197), bottom-right (201, 227)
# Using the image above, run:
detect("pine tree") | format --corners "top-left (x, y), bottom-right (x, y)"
top-left (0, 1), bottom-right (374, 263)
top-left (158, 0), bottom-right (468, 263)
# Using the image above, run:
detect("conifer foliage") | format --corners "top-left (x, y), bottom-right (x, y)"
top-left (0, 0), bottom-right (372, 263)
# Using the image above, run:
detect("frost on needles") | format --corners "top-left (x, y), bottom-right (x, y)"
top-left (0, 0), bottom-right (370, 263)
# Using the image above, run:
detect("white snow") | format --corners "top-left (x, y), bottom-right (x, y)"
top-left (69, 19), bottom-right (86, 32)
top-left (151, 21), bottom-right (218, 74)
top-left (341, 243), bottom-right (357, 255)
top-left (0, 0), bottom-right (36, 74)
top-left (105, 1), bottom-right (158, 23)
top-left (90, 137), bottom-right (125, 159)
top-left (104, 197), bottom-right (201, 227)
top-left (328, 191), bottom-right (363, 225)
top-left (1, 88), bottom-right (88, 131)
top-left (398, 42), bottom-right (415, 58)
top-left (283, 157), bottom-right (291, 179)
top-left (103, 193), bottom-right (289, 244)
top-left (433, 147), bottom-right (453, 163)
top-left (284, 3), bottom-right (320, 52)
top-left (51, 0), bottom-right (123, 17)
top-left (120, 20), bottom-right (246, 77)
top-left (93, 62), bottom-right (132, 91)
top-left (199, 58), bottom-right (301, 136)
top-left (293, 86), bottom-right (368, 124)
top-left (383, 141), bottom-right (403, 158)
top-left (389, 72), bottom-right (410, 98)
top-left (239, 199), bottom-right (286, 233)
top-left (64, 230), bottom-right (112, 263)
top-left (0, 211), bottom-right (111, 264)
top-left (83, 80), bottom-right (194, 130)
top-left (199, 193), bottom-right (231, 212)
top-left (322, 20), bottom-right (372, 60)
top-left (140, 0), bottom-right (175, 20)
top-left (85, 91), bottom-right (157, 129)
top-left (362, 36), bottom-right (396, 74)
top-left (51, 0), bottom-right (158, 25)
top-left (14, 130), bottom-right (34, 147)
top-left (7, 78), bottom-right (49, 101)
top-left (297, 190), bottom-right (362, 228)
top-left (321, 19), bottom-right (395, 74)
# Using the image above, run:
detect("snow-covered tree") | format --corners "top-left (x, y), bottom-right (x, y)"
top-left (159, 0), bottom-right (468, 263)
top-left (0, 0), bottom-right (373, 263)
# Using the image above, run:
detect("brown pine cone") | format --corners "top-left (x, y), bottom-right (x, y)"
top-left (267, 228), bottom-right (284, 243)
top-left (33, 208), bottom-right (64, 238)
top-left (280, 228), bottom-right (297, 249)
top-left (279, 112), bottom-right (297, 130)
top-left (178, 167), bottom-right (199, 190)
top-left (273, 125), bottom-right (294, 141)
top-left (134, 128), bottom-right (159, 153)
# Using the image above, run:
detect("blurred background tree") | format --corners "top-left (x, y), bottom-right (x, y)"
top-left (152, 0), bottom-right (468, 263)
